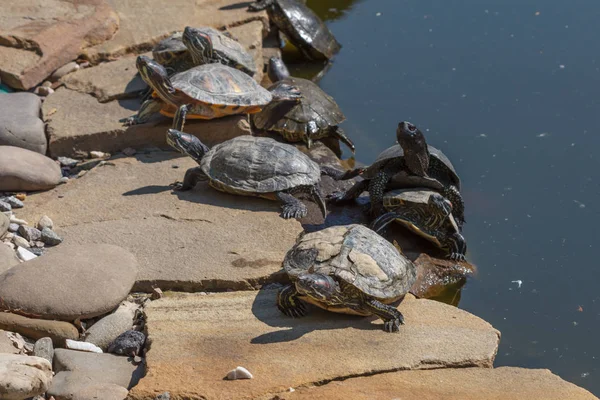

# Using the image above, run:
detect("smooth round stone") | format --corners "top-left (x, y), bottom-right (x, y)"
top-left (0, 93), bottom-right (46, 154)
top-left (0, 146), bottom-right (62, 192)
top-left (40, 227), bottom-right (62, 246)
top-left (0, 244), bottom-right (139, 321)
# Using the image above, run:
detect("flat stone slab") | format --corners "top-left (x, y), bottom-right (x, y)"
top-left (43, 87), bottom-right (251, 157)
top-left (127, 291), bottom-right (500, 399)
top-left (0, 93), bottom-right (46, 154)
top-left (0, 0), bottom-right (119, 90)
top-left (273, 367), bottom-right (598, 400)
top-left (83, 0), bottom-right (268, 61)
top-left (0, 244), bottom-right (138, 321)
top-left (18, 152), bottom-right (303, 292)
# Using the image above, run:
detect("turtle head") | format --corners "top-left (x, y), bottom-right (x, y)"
top-left (396, 121), bottom-right (424, 148)
top-left (396, 121), bottom-right (430, 175)
top-left (136, 55), bottom-right (174, 95)
top-left (182, 27), bottom-right (213, 64)
top-left (268, 57), bottom-right (291, 82)
top-left (428, 193), bottom-right (453, 218)
top-left (295, 273), bottom-right (342, 303)
top-left (166, 129), bottom-right (210, 163)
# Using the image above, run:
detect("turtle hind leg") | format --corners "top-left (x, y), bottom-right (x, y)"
top-left (443, 185), bottom-right (466, 228)
top-left (276, 191), bottom-right (307, 219)
top-left (320, 166), bottom-right (364, 181)
top-left (362, 298), bottom-right (405, 333)
top-left (445, 232), bottom-right (467, 261)
top-left (171, 166), bottom-right (208, 191)
top-left (330, 126), bottom-right (355, 154)
top-left (277, 285), bottom-right (307, 318)
top-left (327, 179), bottom-right (368, 204)
top-left (121, 98), bottom-right (163, 126)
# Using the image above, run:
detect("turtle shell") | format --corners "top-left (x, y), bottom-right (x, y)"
top-left (283, 224), bottom-right (416, 301)
top-left (152, 32), bottom-right (189, 67)
top-left (200, 136), bottom-right (321, 194)
top-left (251, 77), bottom-right (344, 140)
top-left (269, 0), bottom-right (341, 60)
top-left (375, 144), bottom-right (460, 189)
top-left (171, 63), bottom-right (271, 107)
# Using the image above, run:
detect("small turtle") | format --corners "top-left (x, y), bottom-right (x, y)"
top-left (123, 55), bottom-right (299, 129)
top-left (152, 27), bottom-right (256, 77)
top-left (278, 224), bottom-right (417, 332)
top-left (166, 130), bottom-right (334, 219)
top-left (248, 0), bottom-right (341, 60)
top-left (328, 121), bottom-right (435, 216)
top-left (371, 189), bottom-right (467, 260)
top-left (251, 57), bottom-right (355, 152)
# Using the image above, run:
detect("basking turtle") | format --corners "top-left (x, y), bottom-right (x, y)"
top-left (278, 224), bottom-right (417, 332)
top-left (251, 57), bottom-right (355, 152)
top-left (328, 121), bottom-right (435, 216)
top-left (248, 0), bottom-right (341, 60)
top-left (123, 55), bottom-right (299, 129)
top-left (152, 27), bottom-right (256, 77)
top-left (371, 189), bottom-right (467, 261)
top-left (371, 142), bottom-right (465, 227)
top-left (166, 130), bottom-right (329, 220)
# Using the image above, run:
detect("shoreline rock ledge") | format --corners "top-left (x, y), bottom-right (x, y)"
top-left (0, 244), bottom-right (138, 321)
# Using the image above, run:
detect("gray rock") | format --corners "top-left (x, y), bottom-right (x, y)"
top-left (18, 225), bottom-right (41, 241)
top-left (41, 227), bottom-right (63, 246)
top-left (0, 146), bottom-right (62, 191)
top-left (108, 330), bottom-right (145, 356)
top-left (58, 156), bottom-right (79, 168)
top-left (53, 348), bottom-right (144, 389)
top-left (34, 86), bottom-right (54, 96)
top-left (48, 371), bottom-right (129, 400)
top-left (0, 201), bottom-right (11, 212)
top-left (2, 196), bottom-right (24, 208)
top-left (0, 244), bottom-right (139, 321)
top-left (8, 223), bottom-right (19, 232)
top-left (12, 235), bottom-right (30, 248)
top-left (28, 247), bottom-right (45, 257)
top-left (33, 337), bottom-right (54, 364)
top-left (84, 301), bottom-right (138, 351)
top-left (0, 212), bottom-right (8, 237)
top-left (0, 244), bottom-right (19, 274)
top-left (37, 215), bottom-right (54, 230)
top-left (155, 393), bottom-right (171, 400)
top-left (0, 93), bottom-right (46, 154)
top-left (0, 354), bottom-right (52, 399)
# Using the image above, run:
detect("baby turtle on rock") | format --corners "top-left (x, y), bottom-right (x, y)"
top-left (166, 130), bottom-right (358, 220)
top-left (278, 224), bottom-right (416, 332)
top-left (371, 189), bottom-right (467, 260)
top-left (251, 57), bottom-right (354, 152)
top-left (248, 0), bottom-right (341, 60)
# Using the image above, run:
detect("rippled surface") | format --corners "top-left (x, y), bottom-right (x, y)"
top-left (289, 0), bottom-right (600, 394)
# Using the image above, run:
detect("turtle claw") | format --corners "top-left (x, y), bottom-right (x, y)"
top-left (384, 318), bottom-right (402, 333)
top-left (120, 116), bottom-right (138, 126)
top-left (450, 252), bottom-right (466, 262)
top-left (281, 204), bottom-right (307, 220)
top-left (170, 181), bottom-right (186, 191)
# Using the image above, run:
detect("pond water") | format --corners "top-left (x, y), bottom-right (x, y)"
top-left (285, 0), bottom-right (600, 395)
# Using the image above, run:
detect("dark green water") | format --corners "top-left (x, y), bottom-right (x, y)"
top-left (293, 0), bottom-right (600, 395)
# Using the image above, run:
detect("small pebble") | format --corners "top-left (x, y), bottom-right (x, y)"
top-left (226, 366), bottom-right (253, 380)
top-left (151, 287), bottom-right (163, 300)
top-left (58, 157), bottom-right (79, 167)
top-left (59, 176), bottom-right (69, 184)
top-left (12, 235), bottom-right (30, 248)
top-left (133, 355), bottom-right (143, 364)
top-left (89, 150), bottom-right (107, 158)
top-left (77, 170), bottom-right (87, 178)
top-left (155, 393), bottom-right (171, 400)
top-left (51, 61), bottom-right (79, 81)
top-left (0, 201), bottom-right (11, 212)
top-left (9, 216), bottom-right (28, 225)
top-left (122, 147), bottom-right (137, 156)
top-left (16, 246), bottom-right (37, 261)
top-left (37, 215), bottom-right (54, 230)
top-left (108, 330), bottom-right (146, 356)
top-left (15, 193), bottom-right (26, 201)
top-left (33, 337), bottom-right (54, 364)
top-left (18, 225), bottom-right (41, 241)
top-left (41, 227), bottom-right (63, 246)
top-left (28, 247), bottom-right (45, 256)
top-left (34, 86), bottom-right (54, 96)
top-left (8, 223), bottom-right (19, 232)
top-left (34, 241), bottom-right (45, 248)
top-left (41, 81), bottom-right (52, 88)
top-left (78, 61), bottom-right (91, 68)
top-left (2, 196), bottom-right (23, 208)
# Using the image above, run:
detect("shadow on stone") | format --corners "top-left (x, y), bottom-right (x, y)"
top-left (249, 288), bottom-right (384, 344)
top-left (122, 185), bottom-right (173, 196)
top-left (219, 2), bottom-right (253, 10)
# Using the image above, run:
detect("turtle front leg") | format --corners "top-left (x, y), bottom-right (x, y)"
top-left (121, 99), bottom-right (163, 126)
top-left (277, 284), bottom-right (307, 318)
top-left (171, 166), bottom-right (208, 191)
top-left (443, 185), bottom-right (466, 229)
top-left (320, 166), bottom-right (364, 181)
top-left (330, 126), bottom-right (355, 154)
top-left (327, 179), bottom-right (368, 204)
top-left (173, 104), bottom-right (191, 132)
top-left (445, 232), bottom-right (467, 261)
top-left (367, 171), bottom-right (392, 217)
top-left (362, 298), bottom-right (405, 333)
top-left (276, 191), bottom-right (307, 219)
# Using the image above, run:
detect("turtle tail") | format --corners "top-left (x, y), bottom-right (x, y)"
top-left (311, 185), bottom-right (327, 219)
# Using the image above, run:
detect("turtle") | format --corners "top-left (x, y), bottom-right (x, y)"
top-left (277, 224), bottom-right (417, 332)
top-left (370, 189), bottom-right (467, 261)
top-left (123, 55), bottom-right (300, 129)
top-left (327, 121), bottom-right (436, 217)
top-left (248, 0), bottom-right (341, 61)
top-left (166, 130), bottom-right (338, 220)
top-left (251, 57), bottom-right (355, 153)
top-left (152, 27), bottom-right (256, 77)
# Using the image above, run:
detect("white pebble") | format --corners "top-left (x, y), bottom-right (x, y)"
top-left (226, 366), bottom-right (253, 380)
top-left (65, 339), bottom-right (103, 353)
top-left (89, 151), bottom-right (107, 159)
top-left (59, 176), bottom-right (69, 184)
top-left (16, 246), bottom-right (37, 261)
top-left (9, 216), bottom-right (28, 225)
